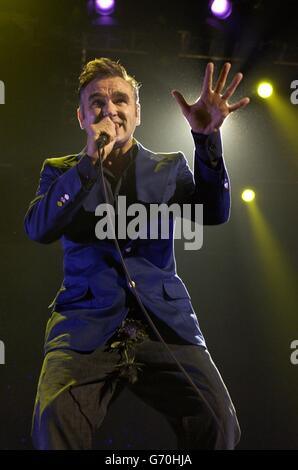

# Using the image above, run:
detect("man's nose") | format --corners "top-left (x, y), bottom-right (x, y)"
top-left (102, 100), bottom-right (117, 117)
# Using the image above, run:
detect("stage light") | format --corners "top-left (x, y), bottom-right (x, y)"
top-left (95, 0), bottom-right (115, 15)
top-left (210, 0), bottom-right (232, 19)
top-left (257, 82), bottom-right (273, 99)
top-left (242, 189), bottom-right (255, 203)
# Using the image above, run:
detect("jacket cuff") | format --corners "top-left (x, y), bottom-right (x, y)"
top-left (191, 130), bottom-right (223, 164)
top-left (192, 130), bottom-right (225, 184)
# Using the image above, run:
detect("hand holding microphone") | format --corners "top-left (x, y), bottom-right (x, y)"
top-left (85, 114), bottom-right (117, 164)
top-left (96, 132), bottom-right (110, 149)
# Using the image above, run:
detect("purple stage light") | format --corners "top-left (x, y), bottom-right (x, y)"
top-left (95, 0), bottom-right (115, 15)
top-left (210, 0), bottom-right (232, 19)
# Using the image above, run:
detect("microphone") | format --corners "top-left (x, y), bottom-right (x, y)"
top-left (96, 132), bottom-right (110, 149)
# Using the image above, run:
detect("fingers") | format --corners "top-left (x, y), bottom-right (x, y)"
top-left (229, 97), bottom-right (250, 112)
top-left (216, 67), bottom-right (250, 112)
top-left (222, 72), bottom-right (243, 100)
top-left (86, 115), bottom-right (116, 143)
top-left (214, 62), bottom-right (231, 94)
top-left (202, 62), bottom-right (214, 95)
top-left (171, 90), bottom-right (190, 115)
top-left (94, 115), bottom-right (115, 132)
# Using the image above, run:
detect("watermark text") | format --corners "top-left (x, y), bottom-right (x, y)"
top-left (0, 80), bottom-right (4, 104)
top-left (94, 196), bottom-right (203, 250)
top-left (290, 80), bottom-right (298, 104)
top-left (0, 340), bottom-right (5, 365)
top-left (290, 340), bottom-right (298, 365)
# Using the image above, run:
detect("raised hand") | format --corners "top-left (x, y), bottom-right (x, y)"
top-left (172, 62), bottom-right (250, 135)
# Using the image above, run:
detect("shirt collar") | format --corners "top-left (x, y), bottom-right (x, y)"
top-left (103, 139), bottom-right (138, 177)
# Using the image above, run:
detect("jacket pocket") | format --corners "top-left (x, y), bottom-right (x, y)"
top-left (162, 278), bottom-right (194, 315)
top-left (48, 282), bottom-right (89, 309)
top-left (162, 278), bottom-right (191, 300)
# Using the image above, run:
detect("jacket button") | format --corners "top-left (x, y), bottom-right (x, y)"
top-left (129, 280), bottom-right (136, 288)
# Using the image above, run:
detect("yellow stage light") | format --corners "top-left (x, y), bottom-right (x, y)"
top-left (242, 189), bottom-right (255, 202)
top-left (257, 82), bottom-right (273, 99)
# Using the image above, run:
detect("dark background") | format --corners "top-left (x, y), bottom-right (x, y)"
top-left (0, 0), bottom-right (297, 450)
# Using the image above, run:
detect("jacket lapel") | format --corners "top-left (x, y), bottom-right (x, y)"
top-left (134, 141), bottom-right (172, 203)
top-left (81, 140), bottom-right (173, 212)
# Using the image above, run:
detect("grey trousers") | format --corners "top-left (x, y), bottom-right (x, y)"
top-left (31, 325), bottom-right (241, 450)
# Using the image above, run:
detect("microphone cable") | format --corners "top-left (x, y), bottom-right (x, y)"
top-left (97, 142), bottom-right (227, 445)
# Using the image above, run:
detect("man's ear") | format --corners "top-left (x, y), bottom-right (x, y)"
top-left (136, 102), bottom-right (141, 126)
top-left (77, 106), bottom-right (85, 130)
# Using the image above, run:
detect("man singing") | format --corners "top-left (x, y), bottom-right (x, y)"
top-left (24, 58), bottom-right (249, 450)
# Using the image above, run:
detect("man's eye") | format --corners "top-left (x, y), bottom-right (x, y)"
top-left (92, 100), bottom-right (104, 107)
top-left (115, 99), bottom-right (126, 104)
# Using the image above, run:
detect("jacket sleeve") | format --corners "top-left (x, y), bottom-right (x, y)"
top-left (170, 131), bottom-right (231, 225)
top-left (24, 155), bottom-right (99, 243)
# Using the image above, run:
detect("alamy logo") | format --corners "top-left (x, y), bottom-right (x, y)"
top-left (290, 340), bottom-right (298, 365)
top-left (290, 80), bottom-right (298, 104)
top-left (0, 340), bottom-right (5, 365)
top-left (94, 196), bottom-right (203, 250)
top-left (0, 80), bottom-right (5, 104)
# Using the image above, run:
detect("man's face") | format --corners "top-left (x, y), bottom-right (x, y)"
top-left (78, 76), bottom-right (141, 148)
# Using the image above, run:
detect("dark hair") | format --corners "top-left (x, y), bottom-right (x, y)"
top-left (78, 57), bottom-right (141, 103)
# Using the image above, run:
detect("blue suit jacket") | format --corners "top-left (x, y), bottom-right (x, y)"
top-left (24, 132), bottom-right (230, 353)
